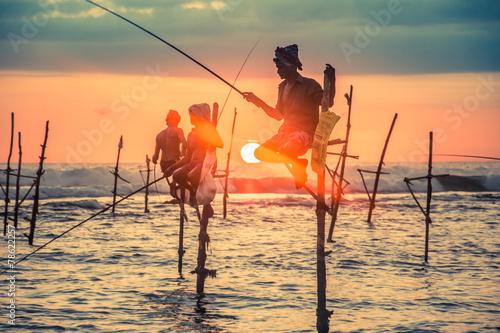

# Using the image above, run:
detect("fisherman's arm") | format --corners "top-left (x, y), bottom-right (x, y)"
top-left (178, 128), bottom-right (187, 156)
top-left (152, 135), bottom-right (161, 164)
top-left (242, 92), bottom-right (283, 120)
top-left (164, 154), bottom-right (190, 177)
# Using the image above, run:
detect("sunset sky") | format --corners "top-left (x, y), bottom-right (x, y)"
top-left (1, 0), bottom-right (499, 178)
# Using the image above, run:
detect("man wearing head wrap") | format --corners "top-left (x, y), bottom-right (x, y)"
top-left (165, 103), bottom-right (223, 206)
top-left (152, 109), bottom-right (187, 174)
top-left (243, 44), bottom-right (336, 186)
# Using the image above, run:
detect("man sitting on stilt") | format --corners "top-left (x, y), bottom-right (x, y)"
top-left (243, 44), bottom-right (336, 187)
top-left (165, 103), bottom-right (223, 210)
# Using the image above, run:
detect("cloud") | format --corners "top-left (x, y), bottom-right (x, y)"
top-left (182, 2), bottom-right (207, 10)
top-left (0, 0), bottom-right (498, 76)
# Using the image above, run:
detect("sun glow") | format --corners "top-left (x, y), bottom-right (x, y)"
top-left (240, 143), bottom-right (260, 164)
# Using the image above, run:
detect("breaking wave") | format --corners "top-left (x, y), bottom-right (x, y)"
top-left (0, 161), bottom-right (498, 199)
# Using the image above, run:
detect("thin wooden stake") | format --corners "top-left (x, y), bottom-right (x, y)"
top-left (112, 136), bottom-right (123, 213)
top-left (223, 108), bottom-right (237, 219)
top-left (144, 155), bottom-right (151, 213)
top-left (327, 86), bottom-right (353, 243)
top-left (403, 132), bottom-right (448, 262)
top-left (366, 113), bottom-right (398, 223)
top-left (14, 132), bottom-right (22, 229)
top-left (3, 113), bottom-right (14, 235)
top-left (27, 121), bottom-right (49, 245)
top-left (424, 132), bottom-right (433, 262)
top-left (178, 188), bottom-right (186, 278)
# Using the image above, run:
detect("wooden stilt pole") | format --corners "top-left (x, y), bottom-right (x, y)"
top-left (3, 113), bottom-right (14, 235)
top-left (315, 71), bottom-right (334, 333)
top-left (178, 188), bottom-right (186, 278)
top-left (403, 132), bottom-right (448, 262)
top-left (424, 132), bottom-right (433, 262)
top-left (195, 102), bottom-right (219, 294)
top-left (14, 132), bottom-right (22, 229)
top-left (27, 121), bottom-right (49, 246)
top-left (111, 136), bottom-right (123, 213)
top-left (327, 86), bottom-right (353, 243)
top-left (223, 108), bottom-right (237, 219)
top-left (144, 155), bottom-right (151, 213)
top-left (361, 113), bottom-right (398, 223)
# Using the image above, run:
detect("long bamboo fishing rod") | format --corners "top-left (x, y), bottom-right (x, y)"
top-left (83, 0), bottom-right (243, 96)
top-left (0, 175), bottom-right (166, 275)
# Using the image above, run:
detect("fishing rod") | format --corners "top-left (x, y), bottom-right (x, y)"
top-left (0, 175), bottom-right (166, 275)
top-left (433, 154), bottom-right (500, 161)
top-left (83, 0), bottom-right (243, 96)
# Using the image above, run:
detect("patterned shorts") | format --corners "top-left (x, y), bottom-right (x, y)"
top-left (262, 130), bottom-right (313, 157)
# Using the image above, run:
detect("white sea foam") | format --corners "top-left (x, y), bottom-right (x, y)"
top-left (0, 161), bottom-right (498, 200)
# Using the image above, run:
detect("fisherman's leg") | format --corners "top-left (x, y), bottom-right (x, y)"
top-left (172, 166), bottom-right (194, 199)
top-left (161, 159), bottom-right (178, 191)
top-left (279, 133), bottom-right (311, 186)
top-left (254, 144), bottom-right (288, 163)
top-left (254, 133), bottom-right (291, 163)
top-left (187, 165), bottom-right (202, 206)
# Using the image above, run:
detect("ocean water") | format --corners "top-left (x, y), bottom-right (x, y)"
top-left (0, 162), bottom-right (499, 332)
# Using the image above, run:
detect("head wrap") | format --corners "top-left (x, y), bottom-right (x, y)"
top-left (273, 44), bottom-right (302, 71)
top-left (188, 103), bottom-right (211, 122)
top-left (166, 109), bottom-right (181, 126)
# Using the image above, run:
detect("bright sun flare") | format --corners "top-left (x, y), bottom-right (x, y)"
top-left (240, 143), bottom-right (260, 164)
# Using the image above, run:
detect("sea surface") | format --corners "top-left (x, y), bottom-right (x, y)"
top-left (0, 162), bottom-right (499, 332)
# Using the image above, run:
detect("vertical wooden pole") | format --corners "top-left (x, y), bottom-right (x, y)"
top-left (367, 113), bottom-right (398, 223)
top-left (223, 108), bottom-right (237, 219)
top-left (425, 132), bottom-right (433, 262)
top-left (178, 188), bottom-right (186, 277)
top-left (28, 121), bottom-right (49, 245)
top-left (327, 86), bottom-right (353, 243)
top-left (14, 132), bottom-right (22, 229)
top-left (112, 135), bottom-right (123, 213)
top-left (144, 155), bottom-right (150, 213)
top-left (316, 72), bottom-right (331, 333)
top-left (3, 112), bottom-right (14, 235)
top-left (196, 102), bottom-right (219, 294)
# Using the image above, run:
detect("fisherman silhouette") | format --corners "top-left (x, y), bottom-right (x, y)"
top-left (152, 110), bottom-right (187, 175)
top-left (164, 103), bottom-right (224, 207)
top-left (243, 44), bottom-right (336, 186)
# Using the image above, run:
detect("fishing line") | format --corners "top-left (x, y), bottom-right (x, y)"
top-left (83, 0), bottom-right (243, 95)
top-left (218, 36), bottom-right (262, 122)
top-left (153, 164), bottom-right (164, 203)
top-left (0, 176), bottom-right (166, 275)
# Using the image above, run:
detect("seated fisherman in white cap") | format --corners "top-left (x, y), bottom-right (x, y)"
top-left (243, 44), bottom-right (336, 186)
top-left (165, 103), bottom-right (223, 206)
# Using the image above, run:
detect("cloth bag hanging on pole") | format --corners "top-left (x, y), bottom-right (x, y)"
top-left (196, 150), bottom-right (217, 205)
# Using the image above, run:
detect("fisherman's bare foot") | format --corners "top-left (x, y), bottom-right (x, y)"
top-left (170, 184), bottom-right (180, 200)
top-left (188, 192), bottom-right (197, 207)
top-left (203, 204), bottom-right (214, 218)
